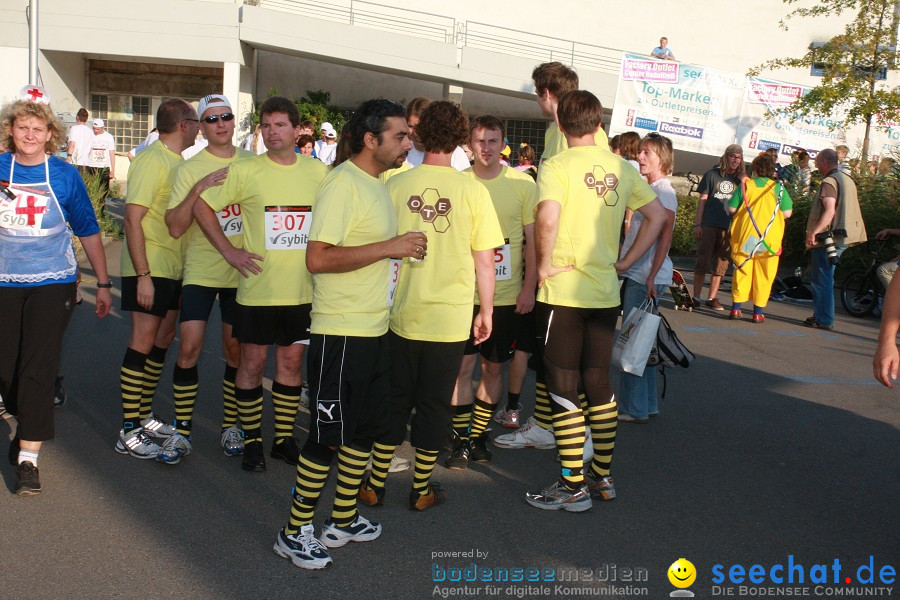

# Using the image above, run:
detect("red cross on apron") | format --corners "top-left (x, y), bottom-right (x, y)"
top-left (15, 194), bottom-right (47, 226)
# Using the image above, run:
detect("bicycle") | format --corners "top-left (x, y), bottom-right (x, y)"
top-left (839, 238), bottom-right (893, 318)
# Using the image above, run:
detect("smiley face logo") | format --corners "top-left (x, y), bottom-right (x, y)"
top-left (668, 558), bottom-right (696, 588)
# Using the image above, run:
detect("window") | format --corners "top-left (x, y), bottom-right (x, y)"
top-left (90, 94), bottom-right (152, 152)
top-left (504, 119), bottom-right (548, 162)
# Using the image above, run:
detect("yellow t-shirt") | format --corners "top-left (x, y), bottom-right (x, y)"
top-left (168, 147), bottom-right (254, 288)
top-left (122, 140), bottom-right (185, 279)
top-left (541, 123), bottom-right (610, 163)
top-left (202, 153), bottom-right (327, 306)
top-left (309, 161), bottom-right (397, 337)
top-left (387, 164), bottom-right (504, 342)
top-left (379, 161), bottom-right (412, 184)
top-left (535, 146), bottom-right (656, 308)
top-left (463, 166), bottom-right (536, 306)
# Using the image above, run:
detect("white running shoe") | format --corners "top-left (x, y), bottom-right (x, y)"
top-left (493, 407), bottom-right (521, 429)
top-left (319, 514), bottom-right (382, 548)
top-left (274, 525), bottom-right (333, 570)
top-left (365, 455), bottom-right (410, 473)
top-left (115, 428), bottom-right (162, 459)
top-left (583, 429), bottom-right (594, 462)
top-left (139, 413), bottom-right (175, 439)
top-left (299, 384), bottom-right (310, 409)
top-left (492, 416), bottom-right (556, 449)
top-left (156, 433), bottom-right (192, 465)
top-left (220, 425), bottom-right (244, 456)
top-left (525, 480), bottom-right (592, 512)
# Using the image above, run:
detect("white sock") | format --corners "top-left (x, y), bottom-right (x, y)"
top-left (18, 449), bottom-right (39, 467)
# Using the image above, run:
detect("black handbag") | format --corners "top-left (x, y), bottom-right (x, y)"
top-left (656, 312), bottom-right (694, 368)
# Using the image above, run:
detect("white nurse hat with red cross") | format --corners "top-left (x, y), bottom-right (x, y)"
top-left (19, 85), bottom-right (51, 105)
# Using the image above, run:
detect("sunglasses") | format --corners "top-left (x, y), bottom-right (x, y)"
top-left (202, 113), bottom-right (235, 124)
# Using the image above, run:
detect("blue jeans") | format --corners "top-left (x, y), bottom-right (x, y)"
top-left (618, 279), bottom-right (667, 419)
top-left (810, 246), bottom-right (845, 326)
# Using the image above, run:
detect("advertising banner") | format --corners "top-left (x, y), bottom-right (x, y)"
top-left (735, 76), bottom-right (848, 160)
top-left (608, 53), bottom-right (746, 155)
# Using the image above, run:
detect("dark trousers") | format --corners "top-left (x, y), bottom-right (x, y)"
top-left (0, 283), bottom-right (77, 440)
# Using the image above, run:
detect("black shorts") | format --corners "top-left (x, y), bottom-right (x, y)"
top-left (179, 285), bottom-right (238, 325)
top-left (120, 276), bottom-right (182, 317)
top-left (307, 334), bottom-right (390, 447)
top-left (516, 308), bottom-right (537, 354)
top-left (232, 303), bottom-right (311, 346)
top-left (383, 332), bottom-right (466, 451)
top-left (464, 304), bottom-right (519, 363)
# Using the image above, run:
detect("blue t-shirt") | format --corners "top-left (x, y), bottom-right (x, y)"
top-left (652, 46), bottom-right (673, 58)
top-left (0, 153), bottom-right (99, 287)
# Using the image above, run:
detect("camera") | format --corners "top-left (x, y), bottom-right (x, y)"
top-left (815, 229), bottom-right (847, 265)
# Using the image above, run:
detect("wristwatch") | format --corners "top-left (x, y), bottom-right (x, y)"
top-left (97, 282), bottom-right (112, 289)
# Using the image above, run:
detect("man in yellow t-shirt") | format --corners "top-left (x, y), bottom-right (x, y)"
top-left (156, 94), bottom-right (253, 465)
top-left (273, 99), bottom-right (424, 570)
top-left (446, 115), bottom-right (537, 470)
top-left (526, 90), bottom-right (666, 513)
top-left (360, 101), bottom-right (503, 512)
top-left (193, 97), bottom-right (327, 473)
top-left (532, 61), bottom-right (610, 164)
top-left (116, 98), bottom-right (199, 460)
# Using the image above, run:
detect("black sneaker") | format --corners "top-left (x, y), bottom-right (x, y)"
top-left (444, 427), bottom-right (460, 452)
top-left (15, 461), bottom-right (41, 495)
top-left (8, 435), bottom-right (19, 467)
top-left (241, 440), bottom-right (267, 472)
top-left (444, 438), bottom-right (470, 470)
top-left (270, 436), bottom-right (301, 465)
top-left (469, 435), bottom-right (493, 463)
top-left (54, 375), bottom-right (67, 408)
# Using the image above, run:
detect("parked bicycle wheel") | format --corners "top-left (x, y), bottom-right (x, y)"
top-left (841, 272), bottom-right (877, 317)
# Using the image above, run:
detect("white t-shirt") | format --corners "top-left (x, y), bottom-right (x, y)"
top-left (405, 146), bottom-right (470, 171)
top-left (317, 142), bottom-right (337, 166)
top-left (182, 137), bottom-right (208, 160)
top-left (131, 130), bottom-right (159, 158)
top-left (67, 123), bottom-right (94, 166)
top-left (620, 177), bottom-right (677, 286)
top-left (85, 131), bottom-right (116, 168)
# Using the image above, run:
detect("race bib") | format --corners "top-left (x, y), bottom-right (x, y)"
top-left (264, 205), bottom-right (311, 250)
top-left (216, 204), bottom-right (243, 237)
top-left (89, 147), bottom-right (107, 163)
top-left (387, 258), bottom-right (401, 307)
top-left (0, 191), bottom-right (49, 231)
top-left (493, 239), bottom-right (512, 281)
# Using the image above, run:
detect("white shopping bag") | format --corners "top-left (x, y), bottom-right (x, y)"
top-left (611, 300), bottom-right (661, 377)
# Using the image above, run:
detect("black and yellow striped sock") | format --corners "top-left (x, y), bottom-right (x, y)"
top-left (221, 365), bottom-right (238, 429)
top-left (468, 398), bottom-right (495, 439)
top-left (368, 442), bottom-right (396, 490)
top-left (552, 406), bottom-right (586, 490)
top-left (452, 404), bottom-right (473, 441)
top-left (173, 365), bottom-right (198, 436)
top-left (331, 446), bottom-right (369, 527)
top-left (588, 399), bottom-right (618, 478)
top-left (285, 453), bottom-right (333, 534)
top-left (139, 345), bottom-right (168, 419)
top-left (578, 391), bottom-right (589, 413)
top-left (533, 377), bottom-right (553, 430)
top-left (120, 348), bottom-right (147, 433)
top-left (272, 381), bottom-right (301, 441)
top-left (411, 448), bottom-right (439, 496)
top-left (237, 385), bottom-right (264, 444)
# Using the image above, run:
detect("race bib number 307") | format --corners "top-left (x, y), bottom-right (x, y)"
top-left (217, 204), bottom-right (243, 237)
top-left (265, 205), bottom-right (311, 250)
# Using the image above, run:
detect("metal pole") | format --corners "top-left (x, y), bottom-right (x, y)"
top-left (28, 0), bottom-right (39, 85)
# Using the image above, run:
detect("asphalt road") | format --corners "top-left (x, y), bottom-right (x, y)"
top-left (1, 244), bottom-right (897, 600)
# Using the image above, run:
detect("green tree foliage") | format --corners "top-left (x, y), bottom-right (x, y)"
top-left (749, 0), bottom-right (900, 163)
top-left (250, 89), bottom-right (346, 135)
